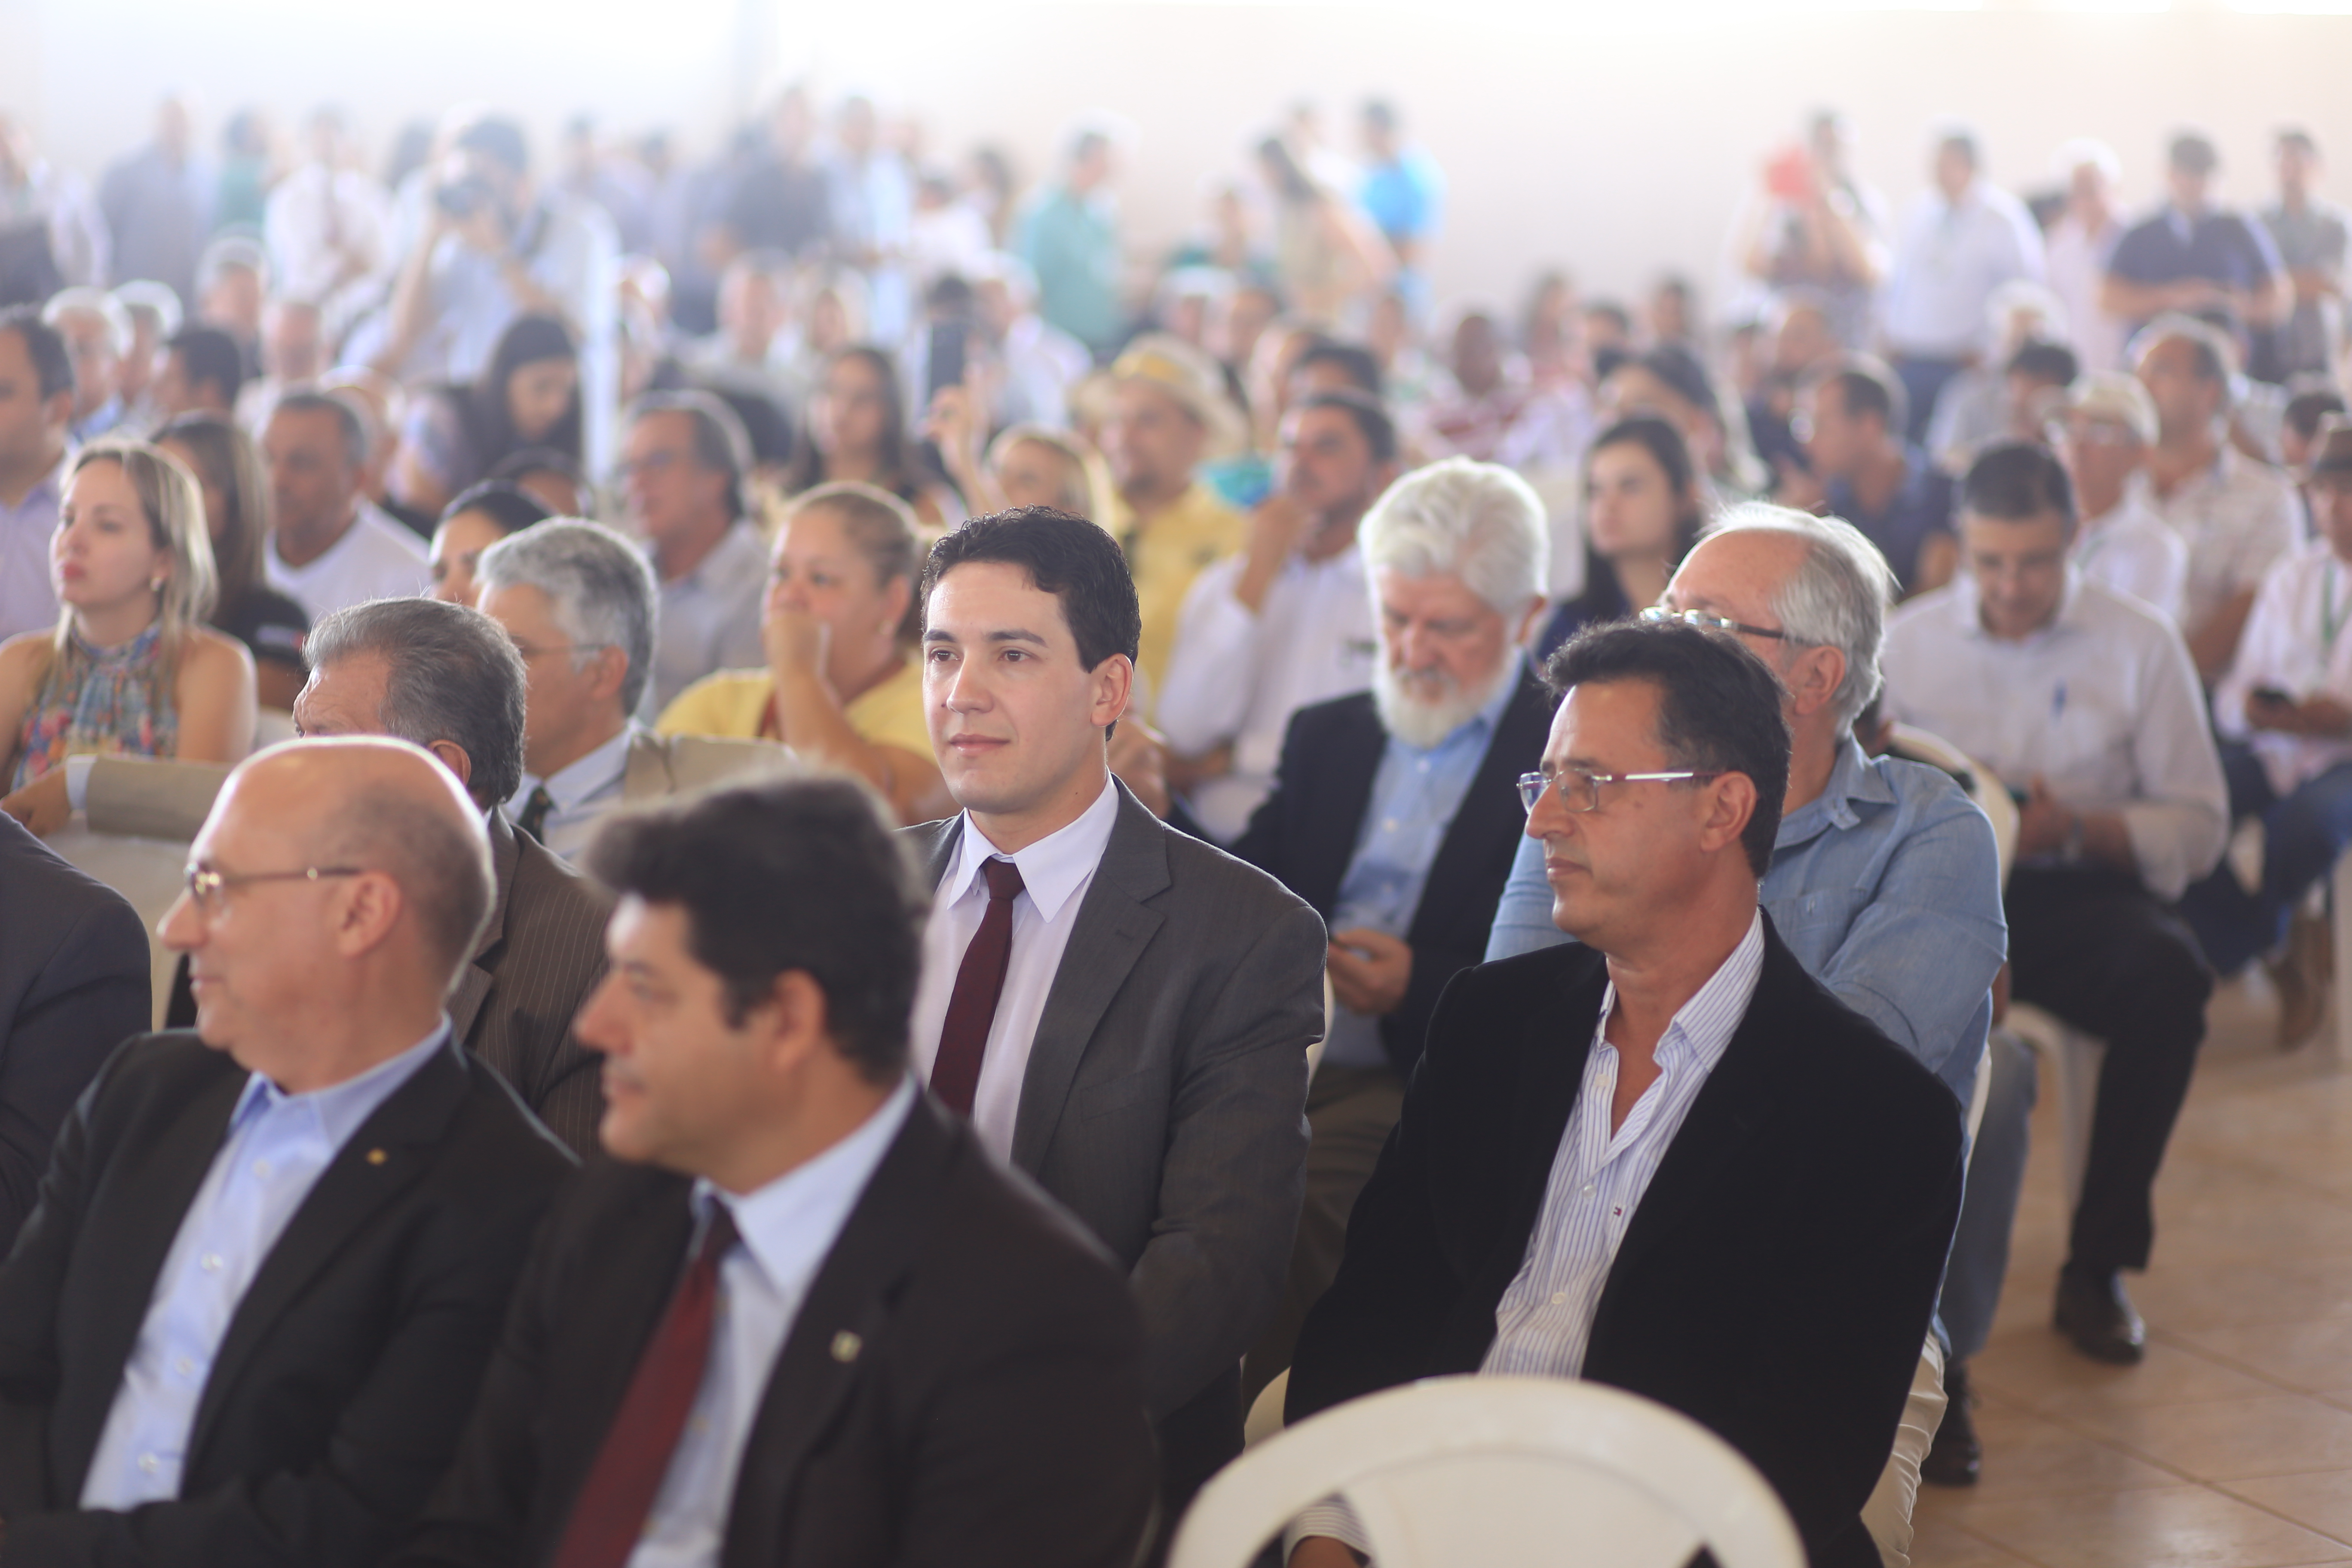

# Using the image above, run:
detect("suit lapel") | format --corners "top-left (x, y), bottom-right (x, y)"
top-left (451, 813), bottom-right (520, 1043)
top-left (1008, 784), bottom-right (1168, 1176)
top-left (720, 1098), bottom-right (955, 1568)
top-left (1408, 670), bottom-right (1553, 950)
top-left (182, 1042), bottom-right (473, 1467)
top-left (1293, 700), bottom-right (1387, 919)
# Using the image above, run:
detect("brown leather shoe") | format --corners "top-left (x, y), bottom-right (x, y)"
top-left (2271, 910), bottom-right (2332, 1050)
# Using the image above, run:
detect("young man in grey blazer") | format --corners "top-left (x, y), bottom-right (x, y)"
top-left (908, 507), bottom-right (1327, 1532)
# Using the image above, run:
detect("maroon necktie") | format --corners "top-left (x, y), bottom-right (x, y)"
top-left (930, 858), bottom-right (1025, 1118)
top-left (549, 1205), bottom-right (740, 1568)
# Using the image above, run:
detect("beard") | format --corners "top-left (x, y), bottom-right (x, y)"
top-left (1373, 652), bottom-right (1520, 750)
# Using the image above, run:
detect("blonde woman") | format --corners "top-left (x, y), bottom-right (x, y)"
top-left (658, 481), bottom-right (947, 824)
top-left (0, 441), bottom-right (256, 833)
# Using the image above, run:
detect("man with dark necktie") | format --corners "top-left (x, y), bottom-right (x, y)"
top-left (906, 506), bottom-right (1327, 1533)
top-left (395, 776), bottom-right (1158, 1568)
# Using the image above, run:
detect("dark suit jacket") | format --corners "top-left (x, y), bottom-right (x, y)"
top-left (164, 811), bottom-right (610, 1157)
top-left (1231, 666), bottom-right (1553, 1074)
top-left (0, 818), bottom-right (149, 1250)
top-left (909, 783), bottom-right (1326, 1425)
top-left (0, 1032), bottom-right (575, 1567)
top-left (394, 1093), bottom-right (1158, 1568)
top-left (1288, 920), bottom-right (1963, 1568)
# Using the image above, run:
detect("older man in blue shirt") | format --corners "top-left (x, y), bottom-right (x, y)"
top-left (1488, 504), bottom-right (2007, 1541)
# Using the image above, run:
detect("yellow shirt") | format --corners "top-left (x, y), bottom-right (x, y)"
top-left (655, 656), bottom-right (932, 759)
top-left (1113, 482), bottom-right (1247, 707)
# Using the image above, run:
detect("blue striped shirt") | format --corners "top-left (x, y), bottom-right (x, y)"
top-left (1291, 912), bottom-right (1763, 1555)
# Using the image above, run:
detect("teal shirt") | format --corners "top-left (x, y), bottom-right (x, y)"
top-left (1019, 187), bottom-right (1121, 356)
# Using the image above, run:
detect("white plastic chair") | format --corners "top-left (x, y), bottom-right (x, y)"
top-left (1173, 1376), bottom-right (1804, 1568)
top-left (2333, 852), bottom-right (2352, 1063)
top-left (46, 825), bottom-right (189, 1030)
top-left (251, 708), bottom-right (298, 751)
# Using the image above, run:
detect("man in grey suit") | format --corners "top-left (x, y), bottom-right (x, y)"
top-left (909, 507), bottom-right (1327, 1534)
top-left (285, 598), bottom-right (612, 1155)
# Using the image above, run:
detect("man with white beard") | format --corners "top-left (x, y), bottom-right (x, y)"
top-left (1228, 456), bottom-right (1556, 1402)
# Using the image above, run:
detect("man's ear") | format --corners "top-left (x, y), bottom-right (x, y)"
top-left (1784, 644), bottom-right (1848, 720)
top-left (426, 739), bottom-right (476, 796)
top-left (1091, 653), bottom-right (1135, 732)
top-left (588, 645), bottom-right (631, 706)
top-left (1700, 770), bottom-right (1760, 862)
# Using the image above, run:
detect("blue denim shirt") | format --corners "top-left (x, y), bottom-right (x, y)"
top-left (1486, 736), bottom-right (2006, 1107)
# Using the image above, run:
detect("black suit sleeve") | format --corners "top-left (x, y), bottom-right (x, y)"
top-left (1287, 967), bottom-right (1482, 1424)
top-left (1227, 708), bottom-right (1310, 878)
top-left (0, 902), bottom-right (149, 1250)
top-left (1378, 932), bottom-right (1483, 1079)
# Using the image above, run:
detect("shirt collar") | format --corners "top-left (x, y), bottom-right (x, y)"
top-left (1776, 734), bottom-right (1893, 842)
top-left (944, 770), bottom-right (1120, 924)
top-left (1950, 564), bottom-right (2084, 645)
top-left (519, 723), bottom-right (637, 812)
top-left (1596, 909), bottom-right (1764, 1076)
top-left (695, 1074), bottom-right (917, 1285)
top-left (231, 1019), bottom-right (452, 1150)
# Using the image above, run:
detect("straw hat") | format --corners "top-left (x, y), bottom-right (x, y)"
top-left (1108, 333), bottom-right (1248, 456)
top-left (2064, 371), bottom-right (2158, 447)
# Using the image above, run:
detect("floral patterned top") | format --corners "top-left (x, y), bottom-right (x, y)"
top-left (11, 624), bottom-right (177, 790)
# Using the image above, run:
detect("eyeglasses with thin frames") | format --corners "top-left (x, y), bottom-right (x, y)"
top-left (183, 864), bottom-right (364, 919)
top-left (1638, 604), bottom-right (1789, 642)
top-left (1517, 768), bottom-right (1727, 816)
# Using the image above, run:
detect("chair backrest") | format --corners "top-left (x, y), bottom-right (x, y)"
top-left (46, 826), bottom-right (187, 1030)
top-left (253, 708), bottom-right (299, 751)
top-left (1170, 1376), bottom-right (1805, 1568)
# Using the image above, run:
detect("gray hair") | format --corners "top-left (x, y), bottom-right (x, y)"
top-left (305, 598), bottom-right (528, 811)
top-left (476, 520), bottom-right (661, 716)
top-left (1357, 456), bottom-right (1549, 618)
top-left (41, 286), bottom-right (132, 359)
top-left (1703, 501), bottom-right (1894, 727)
top-left (627, 389), bottom-right (752, 516)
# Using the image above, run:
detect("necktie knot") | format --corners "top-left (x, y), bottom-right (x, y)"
top-left (518, 784), bottom-right (556, 842)
top-left (981, 857), bottom-right (1025, 903)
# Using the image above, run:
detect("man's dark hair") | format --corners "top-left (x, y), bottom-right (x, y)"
top-left (588, 776), bottom-right (925, 1081)
top-left (2288, 388), bottom-right (2349, 442)
top-left (169, 327), bottom-right (246, 408)
top-left (1294, 388), bottom-right (1398, 466)
top-left (456, 116), bottom-right (530, 178)
top-left (1939, 130), bottom-right (1980, 168)
top-left (922, 506), bottom-right (1142, 674)
top-left (2005, 340), bottom-right (2080, 387)
top-left (2169, 132), bottom-right (2219, 178)
top-left (1294, 340), bottom-right (1384, 400)
top-left (441, 480), bottom-right (553, 535)
top-left (305, 597), bottom-right (528, 811)
top-left (0, 306), bottom-right (72, 404)
top-left (1963, 439), bottom-right (2076, 527)
top-left (1811, 356), bottom-right (1908, 440)
top-left (1543, 619), bottom-right (1792, 879)
top-left (273, 389), bottom-right (368, 471)
top-left (2279, 126), bottom-right (2319, 157)
top-left (1586, 300), bottom-right (1635, 335)
top-left (1362, 99), bottom-right (1399, 135)
top-left (628, 389), bottom-right (752, 518)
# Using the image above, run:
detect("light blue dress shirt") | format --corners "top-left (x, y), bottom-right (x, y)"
top-left (81, 1025), bottom-right (453, 1510)
top-left (628, 1075), bottom-right (916, 1568)
top-left (510, 723), bottom-right (639, 864)
top-left (0, 455), bottom-right (63, 644)
top-left (1487, 736), bottom-right (2005, 1108)
top-left (1321, 676), bottom-right (1514, 1070)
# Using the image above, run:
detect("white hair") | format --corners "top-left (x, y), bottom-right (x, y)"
top-left (40, 286), bottom-right (132, 359)
top-left (1701, 501), bottom-right (1894, 727)
top-left (1357, 456), bottom-right (1549, 618)
top-left (2052, 137), bottom-right (2122, 187)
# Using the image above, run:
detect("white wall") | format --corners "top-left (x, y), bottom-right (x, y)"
top-left (10, 0), bottom-right (2352, 321)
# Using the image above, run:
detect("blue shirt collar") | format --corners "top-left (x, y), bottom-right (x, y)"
top-left (230, 1020), bottom-right (453, 1151)
top-left (694, 1075), bottom-right (917, 1284)
top-left (1776, 734), bottom-right (1896, 844)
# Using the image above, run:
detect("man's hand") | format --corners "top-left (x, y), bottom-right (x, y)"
top-left (1328, 928), bottom-right (1412, 1017)
top-left (2250, 691), bottom-right (2352, 738)
top-left (763, 604), bottom-right (830, 681)
top-left (1234, 493), bottom-right (1317, 613)
top-left (1107, 721), bottom-right (1173, 819)
top-left (1289, 1538), bottom-right (1367, 1568)
top-left (2014, 776), bottom-right (2078, 859)
top-left (1, 768), bottom-right (70, 837)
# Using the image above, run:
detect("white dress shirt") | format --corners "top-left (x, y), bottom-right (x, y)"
top-left (82, 1026), bottom-right (451, 1510)
top-left (2043, 213), bottom-right (2128, 373)
top-left (2216, 541), bottom-right (2352, 798)
top-left (1881, 183), bottom-right (2047, 359)
top-left (1882, 572), bottom-right (2227, 900)
top-left (647, 520), bottom-right (769, 718)
top-left (511, 724), bottom-right (637, 862)
top-left (2074, 477), bottom-right (2190, 626)
top-left (1155, 548), bottom-right (1379, 843)
top-left (909, 773), bottom-right (1120, 1158)
top-left (629, 1076), bottom-right (916, 1568)
top-left (264, 499), bottom-right (432, 623)
top-left (1291, 914), bottom-right (1764, 1556)
top-left (2144, 446), bottom-right (2302, 639)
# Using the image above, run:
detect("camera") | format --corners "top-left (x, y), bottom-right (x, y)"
top-left (434, 176), bottom-right (496, 221)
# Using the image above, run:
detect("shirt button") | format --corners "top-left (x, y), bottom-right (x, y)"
top-left (252, 1160), bottom-right (273, 1178)
top-left (1382, 818), bottom-right (1398, 832)
top-left (1552, 1292), bottom-right (1567, 1305)
top-left (1580, 1182), bottom-right (1596, 1196)
top-left (175, 1357), bottom-right (195, 1377)
top-left (200, 1253), bottom-right (224, 1272)
top-left (138, 1454), bottom-right (159, 1474)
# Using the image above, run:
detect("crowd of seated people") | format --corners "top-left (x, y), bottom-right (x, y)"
top-left (0, 82), bottom-right (2347, 1568)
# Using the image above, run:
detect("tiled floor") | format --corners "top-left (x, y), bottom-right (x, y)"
top-left (1914, 979), bottom-right (2352, 1568)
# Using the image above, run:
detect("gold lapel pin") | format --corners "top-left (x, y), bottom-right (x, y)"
top-left (366, 1149), bottom-right (388, 1166)
top-left (829, 1331), bottom-right (862, 1364)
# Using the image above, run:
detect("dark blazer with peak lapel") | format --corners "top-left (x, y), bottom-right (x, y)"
top-left (1231, 665), bottom-right (1553, 1074)
top-left (454, 811), bottom-right (611, 1156)
top-left (0, 1031), bottom-right (574, 1568)
top-left (395, 1093), bottom-right (1158, 1568)
top-left (1288, 919), bottom-right (1963, 1568)
top-left (0, 816), bottom-right (150, 1251)
top-left (909, 781), bottom-right (1326, 1424)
